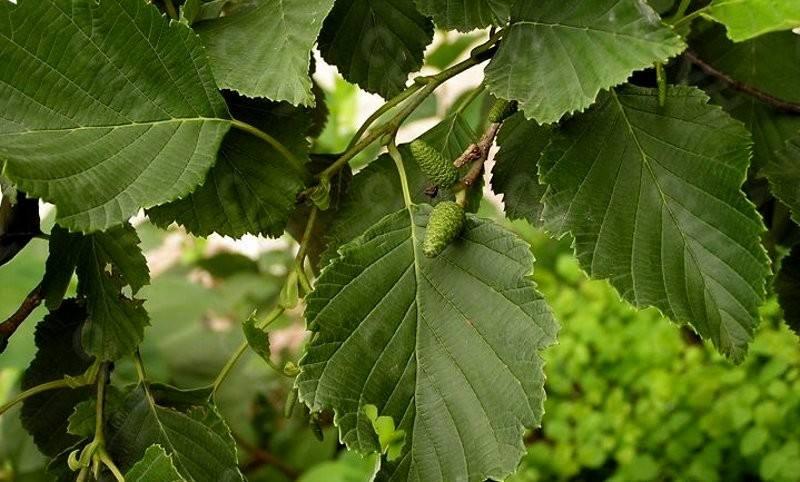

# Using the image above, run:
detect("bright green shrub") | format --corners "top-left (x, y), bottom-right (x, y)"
top-left (511, 255), bottom-right (800, 482)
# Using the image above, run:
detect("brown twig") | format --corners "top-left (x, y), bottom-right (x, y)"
top-left (456, 122), bottom-right (503, 190)
top-left (235, 433), bottom-right (300, 480)
top-left (0, 282), bottom-right (43, 347)
top-left (685, 50), bottom-right (800, 114)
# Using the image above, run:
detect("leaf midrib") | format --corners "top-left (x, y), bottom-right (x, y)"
top-left (609, 90), bottom-right (738, 346)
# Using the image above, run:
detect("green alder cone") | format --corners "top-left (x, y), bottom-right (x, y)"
top-left (423, 201), bottom-right (465, 257)
top-left (410, 140), bottom-right (460, 187)
top-left (487, 98), bottom-right (518, 123)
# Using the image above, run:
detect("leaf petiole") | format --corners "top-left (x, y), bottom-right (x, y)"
top-left (230, 119), bottom-right (306, 172)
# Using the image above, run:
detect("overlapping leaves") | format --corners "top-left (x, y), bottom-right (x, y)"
top-left (702, 0), bottom-right (800, 42)
top-left (298, 205), bottom-right (558, 481)
top-left (484, 0), bottom-right (685, 124)
top-left (108, 385), bottom-right (243, 482)
top-left (196, 0), bottom-right (335, 105)
top-left (414, 0), bottom-right (515, 31)
top-left (0, 0), bottom-right (231, 232)
top-left (43, 224), bottom-right (150, 361)
top-left (539, 86), bottom-right (770, 361)
top-left (148, 94), bottom-right (311, 238)
top-left (319, 0), bottom-right (434, 98)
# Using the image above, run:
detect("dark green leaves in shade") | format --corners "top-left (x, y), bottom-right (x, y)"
top-left (0, 191), bottom-right (40, 268)
top-left (539, 86), bottom-right (770, 361)
top-left (196, 0), bottom-right (335, 105)
top-left (491, 112), bottom-right (552, 225)
top-left (692, 28), bottom-right (800, 172)
top-left (43, 224), bottom-right (150, 360)
top-left (125, 445), bottom-right (184, 482)
top-left (21, 301), bottom-right (94, 457)
top-left (148, 94), bottom-right (310, 238)
top-left (703, 0), bottom-right (800, 42)
top-left (414, 0), bottom-right (515, 31)
top-left (319, 0), bottom-right (434, 98)
top-left (776, 245), bottom-right (800, 336)
top-left (108, 385), bottom-right (243, 482)
top-left (484, 0), bottom-right (685, 124)
top-left (0, 0), bottom-right (231, 232)
top-left (765, 138), bottom-right (800, 224)
top-left (297, 205), bottom-right (558, 482)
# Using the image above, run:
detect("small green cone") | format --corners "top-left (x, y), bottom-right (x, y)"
top-left (410, 140), bottom-right (460, 188)
top-left (488, 98), bottom-right (518, 123)
top-left (423, 202), bottom-right (466, 258)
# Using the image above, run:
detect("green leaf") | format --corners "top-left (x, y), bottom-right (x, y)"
top-left (43, 223), bottom-right (150, 360)
top-left (539, 85), bottom-right (770, 361)
top-left (363, 405), bottom-right (406, 461)
top-left (692, 28), bottom-right (800, 172)
top-left (414, 0), bottom-right (514, 31)
top-left (484, 0), bottom-right (685, 124)
top-left (67, 386), bottom-right (123, 438)
top-left (148, 93), bottom-right (310, 238)
top-left (20, 301), bottom-right (94, 457)
top-left (297, 205), bottom-right (558, 481)
top-left (108, 385), bottom-right (243, 482)
top-left (776, 246), bottom-right (800, 336)
top-left (125, 445), bottom-right (185, 482)
top-left (0, 0), bottom-right (231, 232)
top-left (319, 0), bottom-right (433, 98)
top-left (703, 0), bottom-right (800, 42)
top-left (490, 112), bottom-right (552, 225)
top-left (765, 138), bottom-right (800, 224)
top-left (242, 315), bottom-right (271, 364)
top-left (196, 0), bottom-right (335, 105)
top-left (320, 113), bottom-right (475, 263)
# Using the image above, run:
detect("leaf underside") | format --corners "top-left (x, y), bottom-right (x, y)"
top-left (125, 445), bottom-right (185, 482)
top-left (196, 0), bottom-right (335, 105)
top-left (298, 205), bottom-right (558, 482)
top-left (0, 0), bottom-right (231, 232)
top-left (414, 0), bottom-right (515, 31)
top-left (148, 94), bottom-right (310, 238)
top-left (108, 385), bottom-right (243, 482)
top-left (765, 138), bottom-right (800, 224)
top-left (484, 0), bottom-right (685, 124)
top-left (704, 0), bottom-right (800, 42)
top-left (540, 85), bottom-right (769, 361)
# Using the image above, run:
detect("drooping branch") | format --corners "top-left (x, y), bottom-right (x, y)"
top-left (685, 50), bottom-right (800, 114)
top-left (0, 282), bottom-right (43, 351)
top-left (455, 121), bottom-right (503, 190)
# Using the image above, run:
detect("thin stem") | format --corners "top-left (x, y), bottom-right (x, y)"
top-left (0, 282), bottom-right (43, 345)
top-left (133, 350), bottom-right (148, 384)
top-left (685, 51), bottom-right (800, 114)
top-left (670, 6), bottom-right (707, 28)
top-left (0, 378), bottom-right (81, 416)
top-left (230, 119), bottom-right (305, 172)
top-left (317, 41), bottom-right (499, 183)
top-left (387, 141), bottom-right (413, 209)
top-left (295, 207), bottom-right (318, 266)
top-left (346, 83), bottom-right (424, 151)
top-left (212, 307), bottom-right (286, 394)
top-left (669, 0), bottom-right (693, 22)
top-left (93, 364), bottom-right (108, 445)
top-left (163, 0), bottom-right (178, 20)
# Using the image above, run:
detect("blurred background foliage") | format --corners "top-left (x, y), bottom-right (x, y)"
top-left (2, 28), bottom-right (799, 482)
